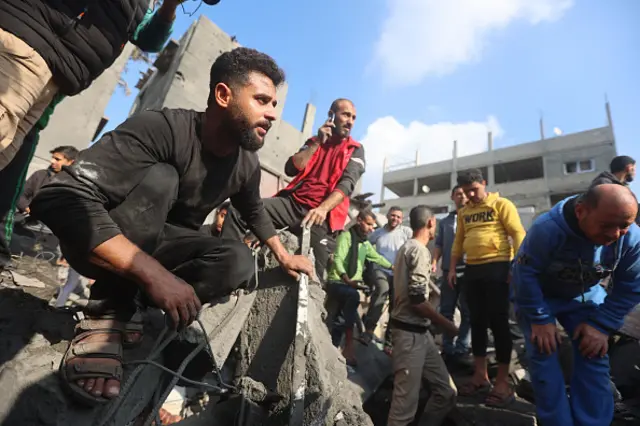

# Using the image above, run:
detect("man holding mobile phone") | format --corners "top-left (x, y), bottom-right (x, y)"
top-left (222, 98), bottom-right (366, 282)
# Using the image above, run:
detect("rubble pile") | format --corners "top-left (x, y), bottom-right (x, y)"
top-left (0, 232), bottom-right (371, 426)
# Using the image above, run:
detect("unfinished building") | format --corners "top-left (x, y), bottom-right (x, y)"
top-left (380, 103), bottom-right (617, 225)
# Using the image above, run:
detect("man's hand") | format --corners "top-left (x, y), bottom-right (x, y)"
top-left (447, 270), bottom-right (456, 289)
top-left (142, 271), bottom-right (202, 330)
top-left (317, 119), bottom-right (335, 144)
top-left (431, 262), bottom-right (437, 273)
top-left (573, 323), bottom-right (609, 358)
top-left (25, 207), bottom-right (31, 214)
top-left (443, 320), bottom-right (459, 337)
top-left (279, 253), bottom-right (313, 280)
top-left (301, 207), bottom-right (328, 228)
top-left (531, 323), bottom-right (561, 355)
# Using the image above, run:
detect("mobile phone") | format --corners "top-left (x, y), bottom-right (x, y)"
top-left (328, 111), bottom-right (335, 135)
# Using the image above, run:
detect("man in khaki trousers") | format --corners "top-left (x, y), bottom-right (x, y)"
top-left (388, 205), bottom-right (459, 426)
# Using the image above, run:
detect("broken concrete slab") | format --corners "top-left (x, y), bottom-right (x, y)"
top-left (12, 271), bottom-right (46, 288)
top-left (234, 266), bottom-right (373, 426)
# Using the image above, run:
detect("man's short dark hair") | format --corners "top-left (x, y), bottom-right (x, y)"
top-left (409, 205), bottom-right (434, 231)
top-left (610, 156), bottom-right (635, 174)
top-left (388, 206), bottom-right (403, 215)
top-left (358, 209), bottom-right (376, 222)
top-left (451, 185), bottom-right (462, 195)
top-left (51, 146), bottom-right (79, 161)
top-left (330, 98), bottom-right (354, 113)
top-left (457, 169), bottom-right (484, 186)
top-left (209, 47), bottom-right (285, 98)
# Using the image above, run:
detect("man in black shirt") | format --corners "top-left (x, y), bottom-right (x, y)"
top-left (591, 155), bottom-right (636, 188)
top-left (17, 145), bottom-right (78, 214)
top-left (30, 47), bottom-right (312, 406)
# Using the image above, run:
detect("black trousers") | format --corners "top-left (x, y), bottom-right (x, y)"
top-left (0, 127), bottom-right (39, 269)
top-left (61, 163), bottom-right (256, 318)
top-left (464, 261), bottom-right (513, 365)
top-left (220, 195), bottom-right (333, 282)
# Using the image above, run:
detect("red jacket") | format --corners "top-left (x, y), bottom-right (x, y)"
top-left (279, 136), bottom-right (361, 232)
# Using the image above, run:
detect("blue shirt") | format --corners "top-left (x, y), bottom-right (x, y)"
top-left (512, 196), bottom-right (640, 334)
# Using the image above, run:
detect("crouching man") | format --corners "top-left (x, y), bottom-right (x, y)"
top-left (512, 184), bottom-right (640, 426)
top-left (30, 48), bottom-right (311, 406)
top-left (326, 210), bottom-right (392, 366)
top-left (388, 206), bottom-right (458, 426)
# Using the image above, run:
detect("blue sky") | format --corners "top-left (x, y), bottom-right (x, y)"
top-left (102, 0), bottom-right (640, 199)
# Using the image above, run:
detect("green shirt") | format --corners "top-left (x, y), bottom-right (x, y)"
top-left (327, 229), bottom-right (393, 283)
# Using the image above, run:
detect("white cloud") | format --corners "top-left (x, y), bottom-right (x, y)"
top-left (360, 115), bottom-right (504, 199)
top-left (373, 0), bottom-right (574, 86)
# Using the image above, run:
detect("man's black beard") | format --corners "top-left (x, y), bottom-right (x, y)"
top-left (223, 104), bottom-right (265, 153)
top-left (625, 173), bottom-right (634, 183)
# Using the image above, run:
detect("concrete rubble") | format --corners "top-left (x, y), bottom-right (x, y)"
top-left (0, 232), bottom-right (371, 426)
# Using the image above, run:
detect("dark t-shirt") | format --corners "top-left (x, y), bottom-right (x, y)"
top-left (31, 109), bottom-right (276, 253)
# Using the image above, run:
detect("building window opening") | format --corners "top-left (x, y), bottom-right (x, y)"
top-left (564, 159), bottom-right (595, 175)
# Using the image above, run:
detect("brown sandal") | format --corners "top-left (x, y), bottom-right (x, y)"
top-left (59, 317), bottom-right (125, 406)
top-left (123, 311), bottom-right (144, 348)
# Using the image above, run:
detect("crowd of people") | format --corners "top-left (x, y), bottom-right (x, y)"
top-left (1, 2), bottom-right (639, 426)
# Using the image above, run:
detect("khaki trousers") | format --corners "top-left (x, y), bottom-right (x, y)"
top-left (387, 328), bottom-right (457, 426)
top-left (0, 28), bottom-right (58, 170)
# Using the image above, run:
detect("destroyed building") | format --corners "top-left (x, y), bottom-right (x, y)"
top-left (380, 103), bottom-right (618, 228)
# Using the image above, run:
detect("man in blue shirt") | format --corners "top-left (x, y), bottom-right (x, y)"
top-left (512, 184), bottom-right (640, 426)
top-left (432, 186), bottom-right (471, 364)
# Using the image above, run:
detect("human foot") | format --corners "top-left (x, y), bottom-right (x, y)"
top-left (60, 318), bottom-right (124, 406)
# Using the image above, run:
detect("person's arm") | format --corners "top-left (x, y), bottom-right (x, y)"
top-left (511, 222), bottom-right (558, 324)
top-left (31, 110), bottom-right (174, 257)
top-left (130, 1), bottom-right (181, 53)
top-left (365, 241), bottom-right (393, 269)
top-left (404, 246), bottom-right (455, 330)
top-left (29, 111), bottom-right (205, 328)
top-left (284, 138), bottom-right (320, 177)
top-left (302, 145), bottom-right (366, 227)
top-left (448, 212), bottom-right (465, 271)
top-left (16, 171), bottom-right (44, 212)
top-left (498, 198), bottom-right (526, 255)
top-left (229, 166), bottom-right (278, 244)
top-left (332, 231), bottom-right (351, 282)
top-left (432, 221), bottom-right (444, 268)
top-left (587, 239), bottom-right (640, 334)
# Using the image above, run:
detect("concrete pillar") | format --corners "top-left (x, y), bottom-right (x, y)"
top-left (415, 149), bottom-right (420, 167)
top-left (301, 103), bottom-right (316, 142)
top-left (413, 178), bottom-right (418, 196)
top-left (487, 131), bottom-right (495, 187)
top-left (605, 99), bottom-right (616, 150)
top-left (450, 140), bottom-right (458, 190)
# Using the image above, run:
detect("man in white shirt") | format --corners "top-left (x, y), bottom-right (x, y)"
top-left (360, 206), bottom-right (412, 347)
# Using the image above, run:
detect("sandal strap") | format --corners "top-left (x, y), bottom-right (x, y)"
top-left (71, 341), bottom-right (122, 358)
top-left (66, 361), bottom-right (123, 381)
top-left (77, 318), bottom-right (126, 333)
top-left (125, 322), bottom-right (144, 332)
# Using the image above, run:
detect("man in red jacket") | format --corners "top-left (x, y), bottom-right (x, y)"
top-left (221, 98), bottom-right (366, 281)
